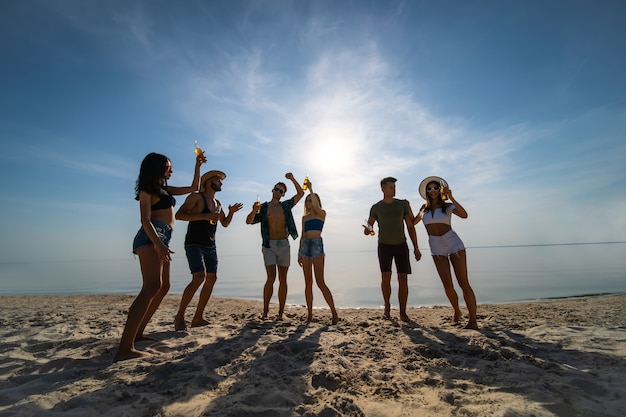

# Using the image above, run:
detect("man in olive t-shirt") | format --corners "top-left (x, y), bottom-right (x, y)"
top-left (365, 177), bottom-right (421, 322)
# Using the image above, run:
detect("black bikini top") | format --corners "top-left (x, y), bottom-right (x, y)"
top-left (151, 189), bottom-right (176, 210)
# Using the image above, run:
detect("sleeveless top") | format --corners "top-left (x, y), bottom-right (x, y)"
top-left (184, 194), bottom-right (218, 248)
top-left (304, 218), bottom-right (324, 232)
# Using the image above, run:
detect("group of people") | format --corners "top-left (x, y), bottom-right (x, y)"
top-left (114, 152), bottom-right (477, 362)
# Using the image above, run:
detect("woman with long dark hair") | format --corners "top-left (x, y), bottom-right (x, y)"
top-left (115, 152), bottom-right (205, 361)
top-left (414, 176), bottom-right (478, 329)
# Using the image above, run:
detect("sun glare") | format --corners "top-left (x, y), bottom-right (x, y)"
top-left (306, 133), bottom-right (359, 175)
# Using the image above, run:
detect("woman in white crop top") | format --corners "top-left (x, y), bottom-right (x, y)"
top-left (414, 176), bottom-right (478, 330)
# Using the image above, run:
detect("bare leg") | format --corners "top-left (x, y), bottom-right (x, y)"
top-left (114, 246), bottom-right (162, 361)
top-left (381, 272), bottom-right (392, 319)
top-left (191, 273), bottom-right (216, 327)
top-left (432, 255), bottom-right (462, 323)
top-left (397, 273), bottom-right (410, 322)
top-left (262, 265), bottom-right (277, 319)
top-left (277, 265), bottom-right (289, 319)
top-left (312, 255), bottom-right (338, 324)
top-left (174, 271), bottom-right (205, 330)
top-left (301, 257), bottom-right (314, 322)
top-left (450, 250), bottom-right (478, 329)
top-left (137, 259), bottom-right (171, 339)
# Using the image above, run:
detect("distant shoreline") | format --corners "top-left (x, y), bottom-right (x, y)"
top-left (1, 290), bottom-right (624, 307)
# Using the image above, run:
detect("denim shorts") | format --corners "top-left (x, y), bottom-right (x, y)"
top-left (299, 238), bottom-right (324, 258)
top-left (262, 239), bottom-right (290, 267)
top-left (132, 219), bottom-right (172, 254)
top-left (185, 245), bottom-right (218, 274)
top-left (378, 242), bottom-right (411, 274)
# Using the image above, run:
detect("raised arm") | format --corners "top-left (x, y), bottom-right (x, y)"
top-left (168, 154), bottom-right (206, 196)
top-left (444, 186), bottom-right (468, 218)
top-left (285, 172), bottom-right (305, 204)
top-left (246, 201), bottom-right (260, 224)
top-left (307, 183), bottom-right (326, 220)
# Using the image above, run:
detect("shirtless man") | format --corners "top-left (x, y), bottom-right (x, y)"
top-left (246, 173), bottom-right (304, 319)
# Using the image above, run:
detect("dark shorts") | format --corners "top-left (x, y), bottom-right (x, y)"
top-left (378, 242), bottom-right (412, 274)
top-left (132, 219), bottom-right (172, 254)
top-left (185, 245), bottom-right (218, 274)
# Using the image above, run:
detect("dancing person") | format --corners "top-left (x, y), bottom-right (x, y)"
top-left (115, 152), bottom-right (205, 361)
top-left (173, 170), bottom-right (243, 331)
top-left (297, 181), bottom-right (339, 324)
top-left (415, 176), bottom-right (478, 329)
top-left (246, 173), bottom-right (304, 320)
top-left (365, 177), bottom-right (421, 322)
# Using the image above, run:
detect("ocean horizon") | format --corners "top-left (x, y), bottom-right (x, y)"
top-left (1, 242), bottom-right (625, 309)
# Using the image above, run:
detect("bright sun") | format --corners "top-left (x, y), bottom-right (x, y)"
top-left (305, 127), bottom-right (360, 175)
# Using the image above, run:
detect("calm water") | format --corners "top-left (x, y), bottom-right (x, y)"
top-left (1, 243), bottom-right (625, 308)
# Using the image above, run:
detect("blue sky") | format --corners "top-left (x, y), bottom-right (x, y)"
top-left (1, 0), bottom-right (625, 267)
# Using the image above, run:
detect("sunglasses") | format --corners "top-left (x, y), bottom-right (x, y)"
top-left (426, 186), bottom-right (441, 192)
top-left (273, 188), bottom-right (286, 194)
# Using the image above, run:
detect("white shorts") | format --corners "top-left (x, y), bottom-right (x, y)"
top-left (428, 230), bottom-right (465, 257)
top-left (262, 239), bottom-right (290, 267)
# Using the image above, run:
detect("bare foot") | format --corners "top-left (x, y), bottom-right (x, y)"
top-left (305, 315), bottom-right (313, 324)
top-left (383, 307), bottom-right (391, 320)
top-left (399, 313), bottom-right (411, 322)
top-left (453, 311), bottom-right (462, 323)
top-left (191, 318), bottom-right (210, 328)
top-left (331, 315), bottom-right (339, 325)
top-left (464, 321), bottom-right (479, 330)
top-left (174, 318), bottom-right (188, 331)
top-left (114, 348), bottom-right (150, 362)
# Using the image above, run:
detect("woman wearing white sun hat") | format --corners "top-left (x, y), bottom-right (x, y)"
top-left (414, 176), bottom-right (478, 329)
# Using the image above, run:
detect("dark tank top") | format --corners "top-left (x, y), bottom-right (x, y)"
top-left (184, 194), bottom-right (217, 248)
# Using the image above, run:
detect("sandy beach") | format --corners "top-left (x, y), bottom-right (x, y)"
top-left (1, 293), bottom-right (625, 417)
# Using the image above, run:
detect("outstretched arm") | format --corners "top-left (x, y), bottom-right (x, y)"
top-left (413, 204), bottom-right (426, 225)
top-left (221, 202), bottom-right (244, 227)
top-left (168, 154), bottom-right (206, 196)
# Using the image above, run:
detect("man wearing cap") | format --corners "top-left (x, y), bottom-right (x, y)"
top-left (174, 170), bottom-right (243, 331)
top-left (364, 176), bottom-right (421, 322)
top-left (246, 172), bottom-right (305, 320)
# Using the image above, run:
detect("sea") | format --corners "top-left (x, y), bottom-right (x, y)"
top-left (1, 243), bottom-right (625, 308)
